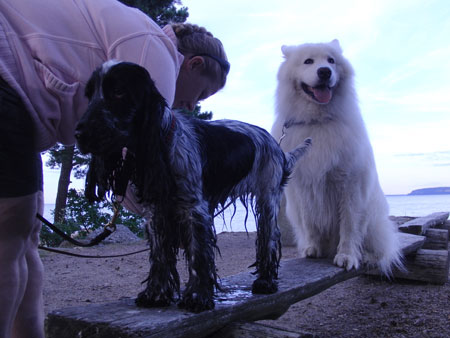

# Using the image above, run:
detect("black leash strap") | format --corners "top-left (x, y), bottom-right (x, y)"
top-left (36, 203), bottom-right (122, 247)
top-left (37, 204), bottom-right (151, 258)
top-left (37, 245), bottom-right (150, 259)
top-left (36, 213), bottom-right (114, 247)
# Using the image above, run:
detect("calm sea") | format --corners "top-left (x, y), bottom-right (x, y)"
top-left (44, 194), bottom-right (450, 233)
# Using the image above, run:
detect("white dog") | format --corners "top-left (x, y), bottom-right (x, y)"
top-left (271, 40), bottom-right (403, 275)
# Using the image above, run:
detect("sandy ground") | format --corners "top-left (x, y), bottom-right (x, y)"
top-left (41, 231), bottom-right (450, 338)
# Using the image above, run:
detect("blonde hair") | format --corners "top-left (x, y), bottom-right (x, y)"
top-left (171, 23), bottom-right (229, 88)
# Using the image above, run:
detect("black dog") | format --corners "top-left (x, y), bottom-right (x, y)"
top-left (75, 61), bottom-right (311, 312)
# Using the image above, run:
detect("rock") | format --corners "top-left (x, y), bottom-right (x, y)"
top-left (85, 224), bottom-right (141, 244)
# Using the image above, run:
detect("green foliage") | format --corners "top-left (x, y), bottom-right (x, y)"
top-left (39, 189), bottom-right (144, 247)
top-left (119, 0), bottom-right (188, 26)
top-left (179, 104), bottom-right (213, 120)
top-left (46, 144), bottom-right (90, 179)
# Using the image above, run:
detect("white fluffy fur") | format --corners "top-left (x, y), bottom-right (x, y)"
top-left (271, 40), bottom-right (403, 275)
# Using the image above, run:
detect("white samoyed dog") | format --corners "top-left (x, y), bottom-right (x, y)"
top-left (271, 39), bottom-right (403, 275)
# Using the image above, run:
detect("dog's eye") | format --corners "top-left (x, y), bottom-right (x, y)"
top-left (113, 87), bottom-right (125, 99)
top-left (328, 57), bottom-right (335, 64)
top-left (304, 58), bottom-right (314, 64)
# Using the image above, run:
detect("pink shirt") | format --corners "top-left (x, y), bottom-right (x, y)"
top-left (0, 0), bottom-right (184, 151)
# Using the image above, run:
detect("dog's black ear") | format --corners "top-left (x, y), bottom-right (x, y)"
top-left (84, 68), bottom-right (101, 100)
top-left (129, 64), bottom-right (176, 208)
top-left (85, 155), bottom-right (108, 202)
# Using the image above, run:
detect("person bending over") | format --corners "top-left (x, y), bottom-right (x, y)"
top-left (0, 1), bottom-right (229, 337)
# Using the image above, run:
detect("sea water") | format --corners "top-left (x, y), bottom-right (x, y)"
top-left (44, 194), bottom-right (450, 234)
top-left (386, 194), bottom-right (450, 217)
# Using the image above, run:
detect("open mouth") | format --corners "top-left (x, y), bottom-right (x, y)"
top-left (301, 83), bottom-right (333, 104)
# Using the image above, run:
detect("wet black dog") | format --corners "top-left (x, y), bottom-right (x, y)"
top-left (75, 61), bottom-right (311, 312)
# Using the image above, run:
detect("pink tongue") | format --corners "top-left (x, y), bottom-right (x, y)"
top-left (312, 87), bottom-right (332, 103)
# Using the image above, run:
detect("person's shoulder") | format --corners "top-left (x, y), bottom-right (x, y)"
top-left (79, 0), bottom-right (160, 33)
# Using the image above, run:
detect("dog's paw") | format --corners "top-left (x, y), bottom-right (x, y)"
top-left (178, 292), bottom-right (215, 313)
top-left (333, 253), bottom-right (360, 271)
top-left (252, 278), bottom-right (278, 294)
top-left (303, 246), bottom-right (322, 258)
top-left (135, 289), bottom-right (173, 308)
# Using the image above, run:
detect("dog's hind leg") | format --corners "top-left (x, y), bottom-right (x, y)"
top-left (251, 193), bottom-right (282, 294)
top-left (177, 206), bottom-right (218, 313)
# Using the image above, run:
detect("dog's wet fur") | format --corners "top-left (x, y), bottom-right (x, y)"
top-left (75, 61), bottom-right (311, 312)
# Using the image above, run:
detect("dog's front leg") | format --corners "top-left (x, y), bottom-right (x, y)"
top-left (177, 206), bottom-right (217, 313)
top-left (334, 185), bottom-right (365, 271)
top-left (252, 197), bottom-right (281, 294)
top-left (136, 212), bottom-right (180, 308)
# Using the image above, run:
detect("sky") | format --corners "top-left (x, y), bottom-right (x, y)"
top-left (43, 0), bottom-right (450, 203)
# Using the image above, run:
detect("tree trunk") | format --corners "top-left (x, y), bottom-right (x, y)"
top-left (54, 145), bottom-right (75, 224)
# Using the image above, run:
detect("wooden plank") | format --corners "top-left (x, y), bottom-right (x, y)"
top-left (397, 232), bottom-right (426, 255)
top-left (45, 232), bottom-right (424, 338)
top-left (368, 232), bottom-right (449, 284)
top-left (398, 212), bottom-right (449, 235)
top-left (393, 249), bottom-right (449, 284)
top-left (423, 229), bottom-right (449, 250)
top-left (436, 221), bottom-right (450, 240)
top-left (365, 232), bottom-right (425, 277)
top-left (374, 230), bottom-right (449, 284)
top-left (212, 322), bottom-right (314, 338)
top-left (45, 259), bottom-right (359, 338)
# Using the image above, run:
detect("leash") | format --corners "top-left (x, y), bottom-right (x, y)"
top-left (38, 245), bottom-right (149, 259)
top-left (278, 117), bottom-right (334, 145)
top-left (278, 119), bottom-right (306, 145)
top-left (37, 203), bottom-right (122, 248)
top-left (37, 203), bottom-right (150, 258)
top-left (38, 200), bottom-right (234, 258)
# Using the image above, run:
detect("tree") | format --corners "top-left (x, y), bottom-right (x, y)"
top-left (183, 105), bottom-right (213, 120)
top-left (120, 0), bottom-right (188, 26)
top-left (45, 144), bottom-right (89, 224)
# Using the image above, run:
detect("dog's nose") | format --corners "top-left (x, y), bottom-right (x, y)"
top-left (317, 67), bottom-right (332, 80)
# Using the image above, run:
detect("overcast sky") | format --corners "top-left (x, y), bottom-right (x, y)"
top-left (43, 0), bottom-right (450, 203)
top-left (185, 0), bottom-right (450, 195)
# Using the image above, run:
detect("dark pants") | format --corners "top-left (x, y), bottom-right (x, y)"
top-left (0, 77), bottom-right (42, 197)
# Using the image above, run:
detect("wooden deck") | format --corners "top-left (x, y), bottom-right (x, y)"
top-left (398, 212), bottom-right (449, 234)
top-left (45, 232), bottom-right (425, 338)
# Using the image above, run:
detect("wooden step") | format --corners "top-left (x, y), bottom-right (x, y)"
top-left (46, 232), bottom-right (424, 338)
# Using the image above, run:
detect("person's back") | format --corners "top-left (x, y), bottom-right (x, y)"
top-left (0, 2), bottom-right (228, 336)
top-left (0, 0), bottom-right (182, 150)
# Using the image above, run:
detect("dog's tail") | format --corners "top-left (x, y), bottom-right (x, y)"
top-left (284, 138), bottom-right (312, 175)
top-left (366, 213), bottom-right (406, 278)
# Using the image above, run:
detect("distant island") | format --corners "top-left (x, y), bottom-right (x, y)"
top-left (408, 187), bottom-right (450, 195)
